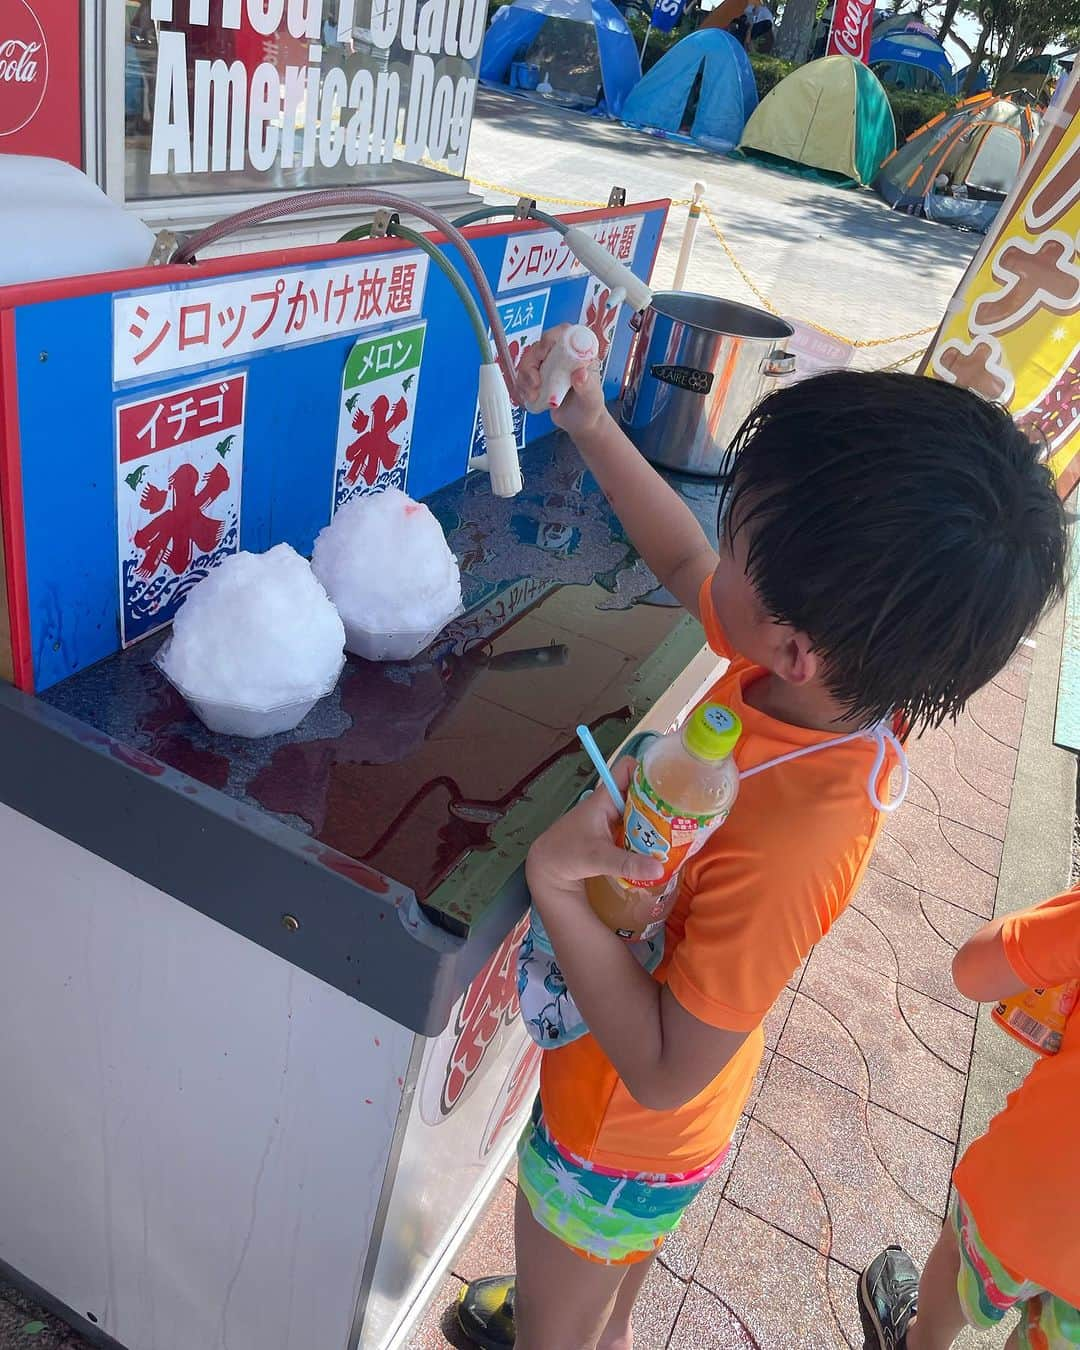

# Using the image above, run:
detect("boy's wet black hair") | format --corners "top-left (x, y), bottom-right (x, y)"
top-left (720, 370), bottom-right (1069, 731)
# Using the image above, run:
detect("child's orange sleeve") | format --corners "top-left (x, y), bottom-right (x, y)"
top-left (1001, 887), bottom-right (1080, 990)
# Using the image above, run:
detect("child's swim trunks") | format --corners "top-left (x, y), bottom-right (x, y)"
top-left (516, 1099), bottom-right (729, 1265)
top-left (955, 1197), bottom-right (1080, 1347)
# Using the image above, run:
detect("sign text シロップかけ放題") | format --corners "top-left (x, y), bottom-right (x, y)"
top-left (497, 217), bottom-right (643, 292)
top-left (113, 252), bottom-right (428, 382)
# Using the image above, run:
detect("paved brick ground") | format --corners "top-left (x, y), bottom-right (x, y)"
top-left (408, 647), bottom-right (1037, 1350)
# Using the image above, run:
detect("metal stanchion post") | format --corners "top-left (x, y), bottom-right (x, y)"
top-left (671, 180), bottom-right (706, 290)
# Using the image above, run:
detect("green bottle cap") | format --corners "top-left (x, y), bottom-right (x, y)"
top-left (683, 703), bottom-right (742, 761)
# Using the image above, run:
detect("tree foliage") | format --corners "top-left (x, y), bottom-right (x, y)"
top-left (986, 0), bottom-right (1080, 74)
top-left (924, 0), bottom-right (1079, 77)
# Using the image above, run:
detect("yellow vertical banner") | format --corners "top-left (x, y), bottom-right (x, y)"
top-left (921, 69), bottom-right (1080, 497)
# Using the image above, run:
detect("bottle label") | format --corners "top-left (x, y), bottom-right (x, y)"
top-left (992, 979), bottom-right (1080, 1057)
top-left (619, 761), bottom-right (730, 890)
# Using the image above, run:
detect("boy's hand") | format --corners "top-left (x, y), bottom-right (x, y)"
top-left (525, 758), bottom-right (665, 903)
top-left (517, 326), bottom-right (612, 444)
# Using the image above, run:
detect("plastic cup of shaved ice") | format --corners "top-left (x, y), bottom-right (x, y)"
top-left (155, 648), bottom-right (344, 738)
top-left (338, 620), bottom-right (459, 664)
top-left (312, 487), bottom-right (463, 663)
top-left (156, 544), bottom-right (346, 738)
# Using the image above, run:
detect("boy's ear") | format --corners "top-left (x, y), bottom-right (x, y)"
top-left (775, 631), bottom-right (819, 686)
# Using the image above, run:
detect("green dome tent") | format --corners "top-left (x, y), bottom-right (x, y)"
top-left (738, 56), bottom-right (896, 187)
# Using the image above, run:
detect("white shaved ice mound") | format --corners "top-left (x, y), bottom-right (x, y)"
top-left (311, 487), bottom-right (462, 635)
top-left (162, 543), bottom-right (345, 707)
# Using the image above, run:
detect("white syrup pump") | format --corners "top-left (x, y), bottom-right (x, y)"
top-left (525, 325), bottom-right (600, 414)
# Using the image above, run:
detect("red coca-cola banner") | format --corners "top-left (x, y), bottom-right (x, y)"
top-left (826, 0), bottom-right (874, 63)
top-left (0, 0), bottom-right (82, 168)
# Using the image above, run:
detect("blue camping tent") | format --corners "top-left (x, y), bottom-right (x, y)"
top-left (954, 62), bottom-right (991, 93)
top-left (621, 30), bottom-right (757, 151)
top-left (479, 0), bottom-right (641, 117)
top-left (873, 13), bottom-right (934, 35)
top-left (869, 31), bottom-right (956, 93)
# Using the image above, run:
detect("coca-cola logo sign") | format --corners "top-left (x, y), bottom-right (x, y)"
top-left (826, 0), bottom-right (873, 61)
top-left (0, 0), bottom-right (48, 137)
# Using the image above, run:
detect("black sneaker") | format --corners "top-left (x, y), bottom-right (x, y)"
top-left (858, 1247), bottom-right (919, 1350)
top-left (456, 1275), bottom-right (516, 1348)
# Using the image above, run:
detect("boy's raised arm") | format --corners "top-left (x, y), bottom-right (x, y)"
top-left (577, 417), bottom-right (721, 618)
top-left (519, 330), bottom-right (720, 618)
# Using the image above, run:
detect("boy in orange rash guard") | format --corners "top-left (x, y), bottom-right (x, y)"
top-left (860, 889), bottom-right (1080, 1349)
top-left (456, 334), bottom-right (1069, 1350)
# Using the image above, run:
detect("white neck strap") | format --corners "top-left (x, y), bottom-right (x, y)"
top-left (740, 720), bottom-right (909, 813)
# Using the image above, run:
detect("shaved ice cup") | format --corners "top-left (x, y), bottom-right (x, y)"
top-left (155, 641), bottom-right (345, 739)
top-left (312, 489), bottom-right (463, 665)
top-left (154, 542), bottom-right (347, 740)
top-left (342, 608), bottom-right (463, 663)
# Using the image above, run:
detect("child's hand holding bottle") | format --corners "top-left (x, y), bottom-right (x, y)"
top-left (525, 757), bottom-right (665, 906)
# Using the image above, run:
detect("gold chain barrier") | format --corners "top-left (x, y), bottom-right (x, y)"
top-left (697, 205), bottom-right (936, 351)
top-left (456, 169), bottom-right (936, 360)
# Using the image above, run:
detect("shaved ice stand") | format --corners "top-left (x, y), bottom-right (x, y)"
top-left (0, 192), bottom-right (725, 1349)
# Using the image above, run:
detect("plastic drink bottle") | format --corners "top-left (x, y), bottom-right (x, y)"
top-left (992, 979), bottom-right (1080, 1056)
top-left (585, 703), bottom-right (741, 942)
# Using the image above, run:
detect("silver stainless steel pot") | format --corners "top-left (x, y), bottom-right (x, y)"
top-left (620, 292), bottom-right (796, 477)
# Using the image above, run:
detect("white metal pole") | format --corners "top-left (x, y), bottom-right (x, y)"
top-left (639, 20), bottom-right (652, 60)
top-left (671, 179), bottom-right (706, 291)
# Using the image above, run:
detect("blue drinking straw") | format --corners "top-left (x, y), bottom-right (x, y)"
top-left (575, 724), bottom-right (626, 813)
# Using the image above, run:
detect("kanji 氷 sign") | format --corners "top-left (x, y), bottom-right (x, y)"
top-left (116, 374), bottom-right (246, 646)
top-left (333, 321), bottom-right (426, 511)
top-left (922, 66), bottom-right (1080, 497)
top-left (497, 217), bottom-right (643, 293)
top-left (113, 254), bottom-right (428, 383)
top-left (579, 278), bottom-right (623, 379)
top-left (470, 288), bottom-right (550, 467)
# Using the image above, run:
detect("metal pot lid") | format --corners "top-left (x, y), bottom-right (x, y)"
top-left (649, 291), bottom-right (794, 342)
